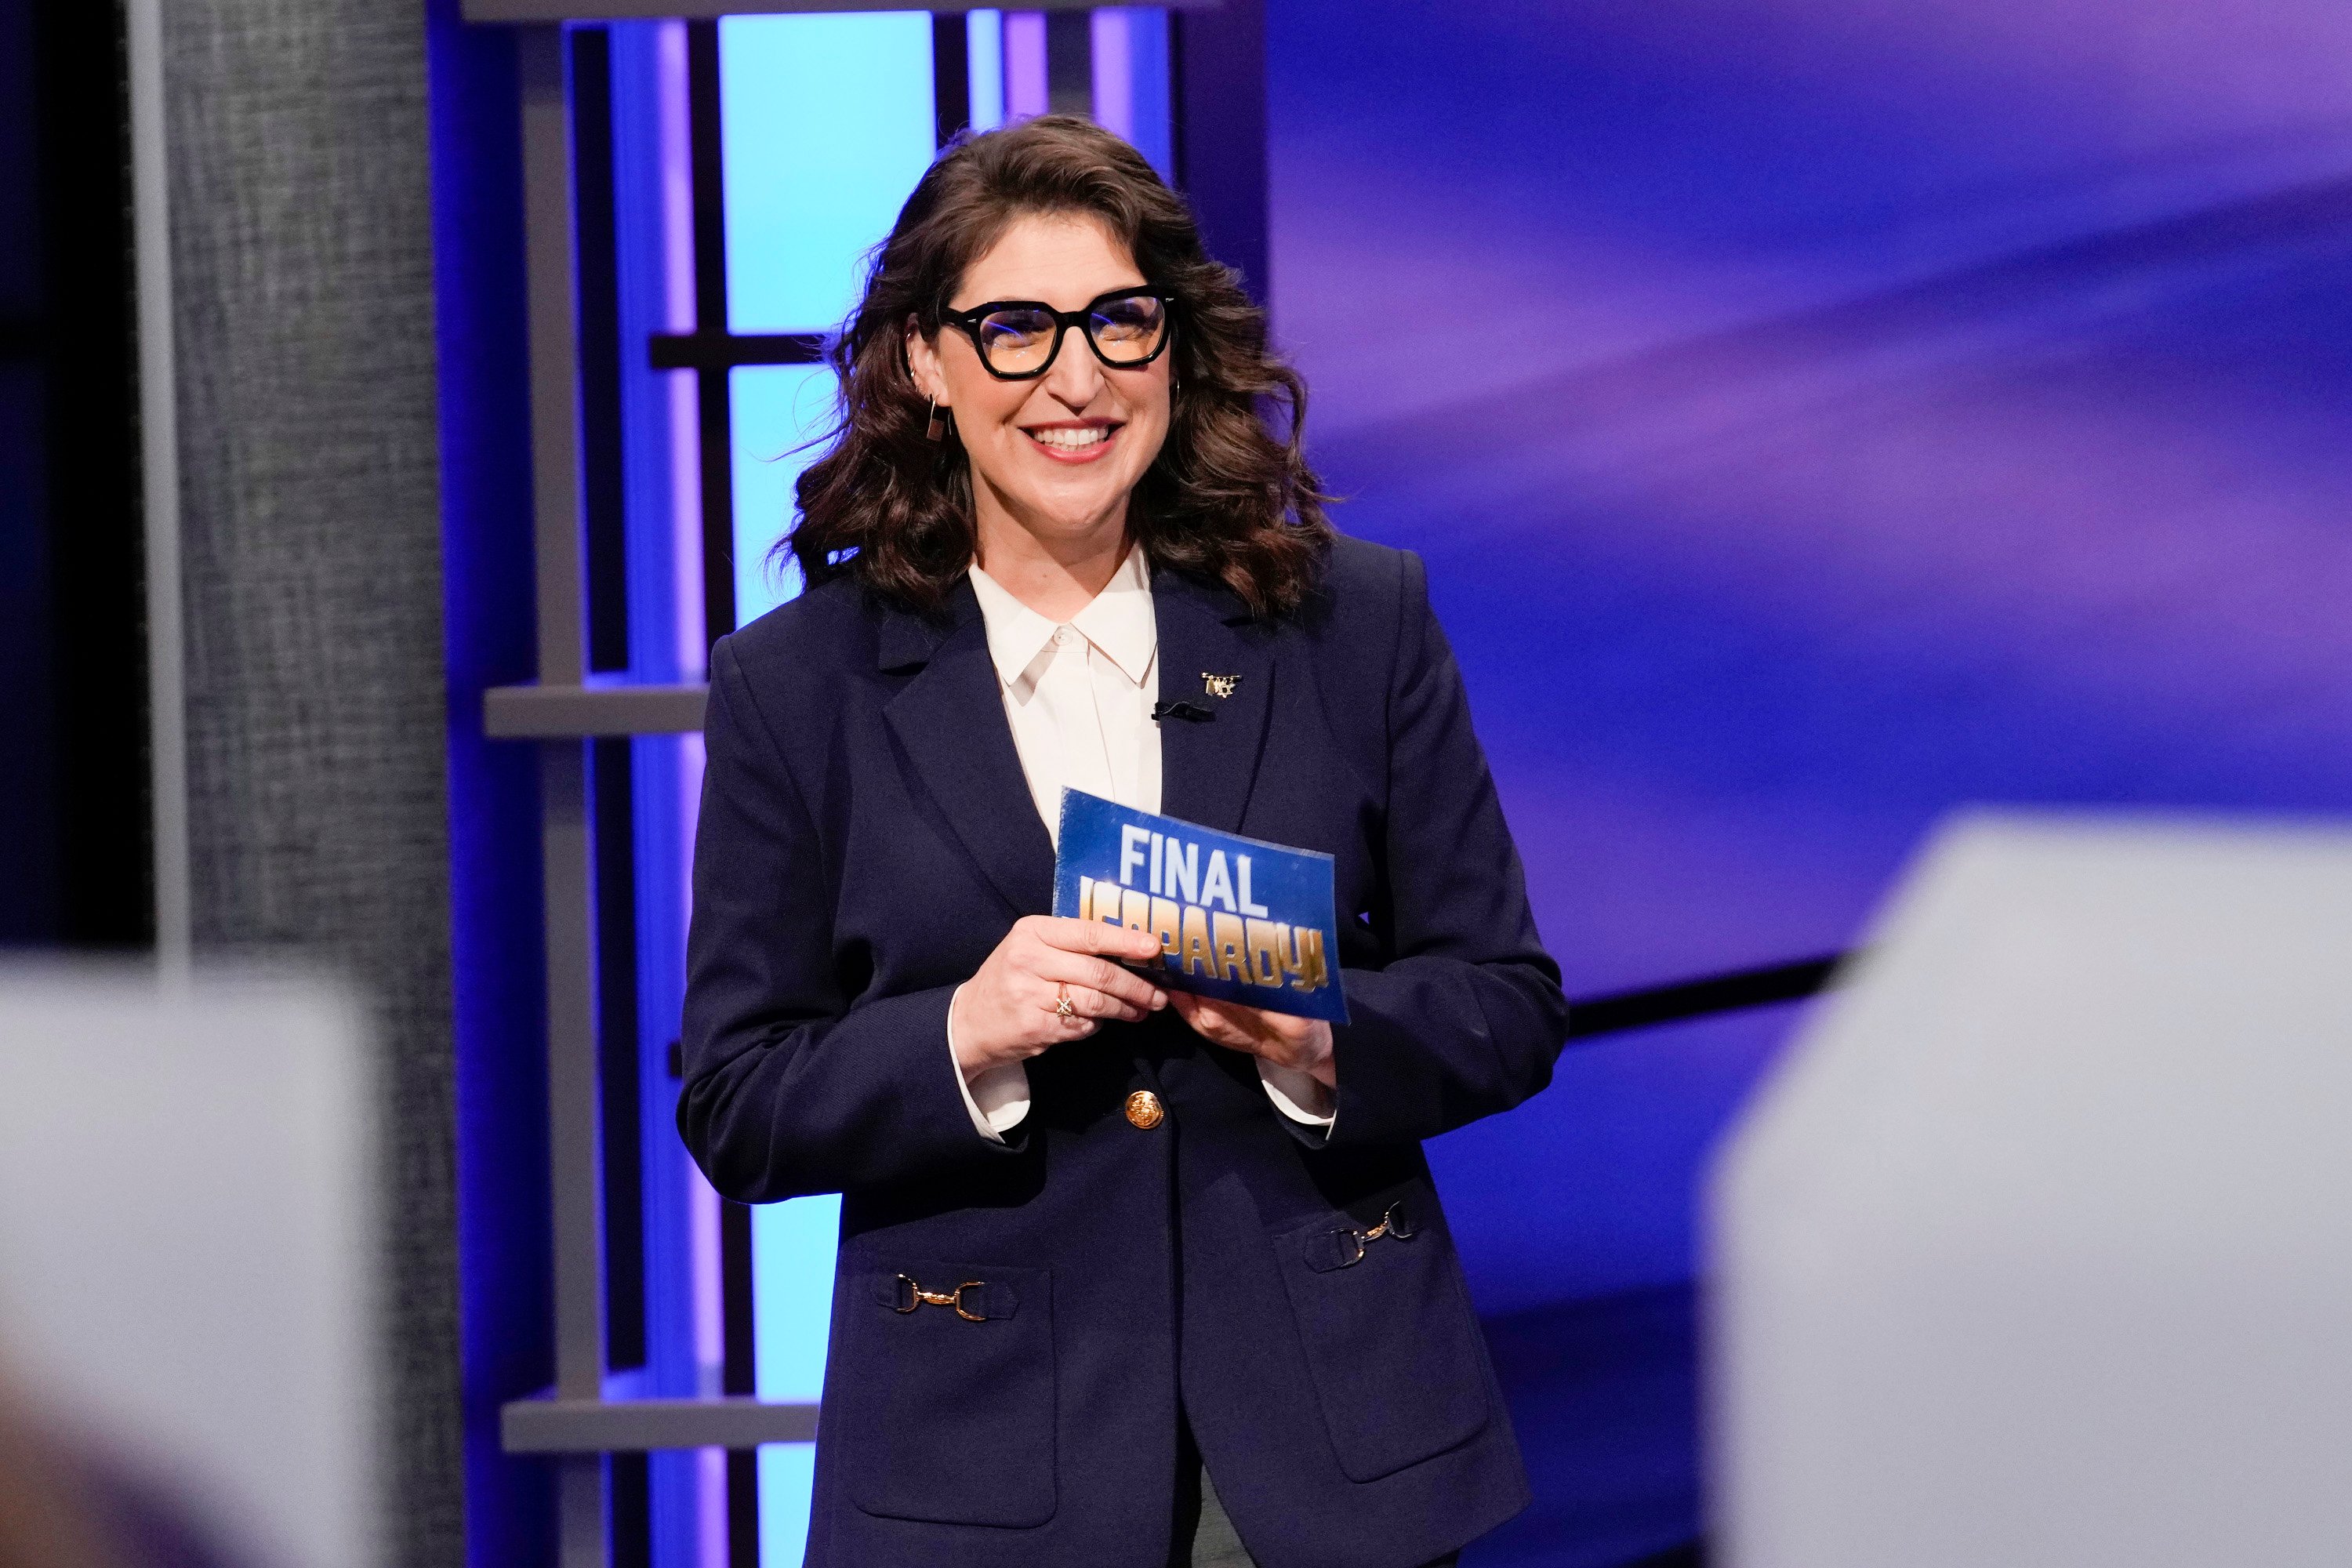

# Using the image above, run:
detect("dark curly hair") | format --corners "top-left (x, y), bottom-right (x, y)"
top-left (782, 114), bottom-right (1333, 619)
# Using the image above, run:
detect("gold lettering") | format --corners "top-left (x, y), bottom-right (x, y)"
top-left (1120, 887), bottom-right (1152, 934)
top-left (1276, 923), bottom-right (1330, 993)
top-left (1076, 876), bottom-right (1094, 924)
top-left (1179, 903), bottom-right (1214, 977)
top-left (1151, 897), bottom-right (1181, 966)
top-left (1244, 917), bottom-right (1282, 988)
top-left (1213, 911), bottom-right (1250, 983)
top-left (1290, 927), bottom-right (1329, 992)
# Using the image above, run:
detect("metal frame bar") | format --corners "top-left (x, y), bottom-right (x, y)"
top-left (506, 25), bottom-right (819, 1519)
top-left (1566, 955), bottom-right (1848, 1040)
top-left (514, 29), bottom-right (613, 1565)
top-left (684, 18), bottom-right (739, 652)
top-left (468, 0), bottom-right (1218, 20)
top-left (486, 682), bottom-right (708, 737)
top-left (507, 1395), bottom-right (821, 1454)
top-left (126, 0), bottom-right (191, 978)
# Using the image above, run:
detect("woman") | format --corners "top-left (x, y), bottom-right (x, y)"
top-left (681, 115), bottom-right (1569, 1568)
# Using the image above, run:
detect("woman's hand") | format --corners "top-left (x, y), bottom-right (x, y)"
top-left (1168, 993), bottom-right (1337, 1091)
top-left (951, 916), bottom-right (1169, 1076)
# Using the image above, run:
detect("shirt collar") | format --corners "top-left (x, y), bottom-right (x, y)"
top-left (967, 546), bottom-right (1157, 688)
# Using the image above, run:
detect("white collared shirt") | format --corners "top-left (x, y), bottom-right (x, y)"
top-left (952, 547), bottom-right (1336, 1138)
top-left (971, 544), bottom-right (1162, 844)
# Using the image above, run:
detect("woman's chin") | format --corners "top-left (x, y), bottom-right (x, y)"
top-left (989, 475), bottom-right (1138, 539)
top-left (1020, 504), bottom-right (1129, 543)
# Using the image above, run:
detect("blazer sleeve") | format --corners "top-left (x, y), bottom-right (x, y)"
top-left (677, 636), bottom-right (1022, 1203)
top-left (1319, 551), bottom-right (1571, 1149)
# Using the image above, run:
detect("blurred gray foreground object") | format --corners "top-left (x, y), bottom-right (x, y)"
top-left (1708, 815), bottom-right (2352, 1568)
top-left (0, 965), bottom-right (380, 1568)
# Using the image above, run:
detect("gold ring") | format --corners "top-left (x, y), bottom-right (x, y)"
top-left (1054, 983), bottom-right (1076, 1020)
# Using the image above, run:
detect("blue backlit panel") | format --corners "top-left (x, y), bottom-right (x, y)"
top-left (753, 1192), bottom-right (840, 1568)
top-left (719, 14), bottom-right (939, 336)
top-left (967, 11), bottom-right (1006, 132)
top-left (728, 364), bottom-right (829, 626)
top-left (717, 17), bottom-right (939, 1561)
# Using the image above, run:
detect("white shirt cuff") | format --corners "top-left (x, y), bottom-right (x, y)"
top-left (1258, 1058), bottom-right (1336, 1129)
top-left (948, 983), bottom-right (1031, 1141)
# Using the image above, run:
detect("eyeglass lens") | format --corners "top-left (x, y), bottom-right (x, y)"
top-left (975, 293), bottom-right (1167, 376)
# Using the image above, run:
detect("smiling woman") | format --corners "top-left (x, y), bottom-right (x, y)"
top-left (786, 114), bottom-right (1330, 619)
top-left (909, 212), bottom-right (1177, 622)
top-left (681, 111), bottom-right (1569, 1568)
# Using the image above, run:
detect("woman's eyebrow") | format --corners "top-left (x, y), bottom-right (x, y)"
top-left (961, 280), bottom-right (1149, 305)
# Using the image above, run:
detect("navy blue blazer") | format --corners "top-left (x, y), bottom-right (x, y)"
top-left (681, 534), bottom-right (1569, 1568)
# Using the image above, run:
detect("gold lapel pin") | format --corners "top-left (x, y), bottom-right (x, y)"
top-left (1201, 672), bottom-right (1241, 699)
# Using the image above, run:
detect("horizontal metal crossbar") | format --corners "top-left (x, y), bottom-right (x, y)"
top-left (503, 1393), bottom-right (821, 1454)
top-left (1566, 953), bottom-right (1848, 1040)
top-left (485, 681), bottom-right (708, 737)
top-left (649, 331), bottom-right (826, 372)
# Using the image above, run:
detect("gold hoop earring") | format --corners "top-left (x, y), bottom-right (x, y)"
top-left (924, 397), bottom-right (949, 443)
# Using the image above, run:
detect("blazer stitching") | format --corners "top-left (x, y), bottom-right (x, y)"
top-left (1384, 550), bottom-right (1416, 800)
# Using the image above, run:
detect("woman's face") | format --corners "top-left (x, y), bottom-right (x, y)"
top-left (908, 212), bottom-right (1173, 550)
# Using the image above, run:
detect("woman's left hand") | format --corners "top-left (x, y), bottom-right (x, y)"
top-left (1168, 993), bottom-right (1337, 1090)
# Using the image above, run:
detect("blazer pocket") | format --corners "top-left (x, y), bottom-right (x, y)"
top-left (833, 1259), bottom-right (1057, 1527)
top-left (1271, 1187), bottom-right (1493, 1482)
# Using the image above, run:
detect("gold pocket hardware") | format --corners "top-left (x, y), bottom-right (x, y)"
top-left (893, 1272), bottom-right (989, 1323)
top-left (1331, 1201), bottom-right (1417, 1269)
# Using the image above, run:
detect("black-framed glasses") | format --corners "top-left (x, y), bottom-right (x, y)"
top-left (939, 287), bottom-right (1173, 379)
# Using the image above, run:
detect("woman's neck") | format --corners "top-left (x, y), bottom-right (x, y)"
top-left (971, 495), bottom-right (1134, 622)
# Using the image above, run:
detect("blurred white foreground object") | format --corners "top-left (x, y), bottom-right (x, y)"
top-left (1711, 814), bottom-right (2352, 1568)
top-left (0, 964), bottom-right (379, 1568)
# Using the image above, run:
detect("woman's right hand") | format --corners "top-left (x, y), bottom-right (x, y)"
top-left (950, 916), bottom-right (1169, 1076)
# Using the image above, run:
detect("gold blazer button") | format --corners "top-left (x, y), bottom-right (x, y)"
top-left (1124, 1090), bottom-right (1166, 1130)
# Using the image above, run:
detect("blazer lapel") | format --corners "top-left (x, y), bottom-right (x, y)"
top-left (881, 583), bottom-right (1055, 918)
top-left (1152, 568), bottom-right (1275, 835)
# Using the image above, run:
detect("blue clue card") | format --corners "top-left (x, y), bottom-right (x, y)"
top-left (1051, 789), bottom-right (1348, 1023)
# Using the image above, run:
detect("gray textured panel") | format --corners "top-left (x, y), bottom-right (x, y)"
top-left (163, 2), bottom-right (459, 1563)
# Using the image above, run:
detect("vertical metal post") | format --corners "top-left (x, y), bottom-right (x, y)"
top-left (125, 0), bottom-right (191, 979)
top-left (519, 21), bottom-right (609, 1564)
top-left (523, 24), bottom-right (589, 695)
top-left (539, 739), bottom-right (601, 1392)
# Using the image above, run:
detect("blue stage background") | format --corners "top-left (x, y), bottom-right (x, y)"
top-left (1263, 2), bottom-right (2352, 1559)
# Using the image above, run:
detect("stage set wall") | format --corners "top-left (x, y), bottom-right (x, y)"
top-left (96, 2), bottom-right (2352, 1566)
top-left (1265, 2), bottom-right (2352, 1562)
